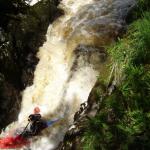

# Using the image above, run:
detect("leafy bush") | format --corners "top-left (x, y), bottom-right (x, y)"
top-left (82, 4), bottom-right (150, 150)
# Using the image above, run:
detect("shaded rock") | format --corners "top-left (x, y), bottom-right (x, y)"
top-left (57, 86), bottom-right (100, 150)
top-left (0, 79), bottom-right (21, 127)
top-left (8, 0), bottom-right (61, 88)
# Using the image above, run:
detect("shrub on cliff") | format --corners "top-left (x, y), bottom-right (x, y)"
top-left (83, 5), bottom-right (150, 150)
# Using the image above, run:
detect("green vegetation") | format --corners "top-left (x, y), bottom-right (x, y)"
top-left (129, 0), bottom-right (150, 21)
top-left (82, 1), bottom-right (150, 149)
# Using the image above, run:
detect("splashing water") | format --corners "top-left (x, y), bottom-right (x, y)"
top-left (4, 0), bottom-right (135, 149)
top-left (27, 0), bottom-right (41, 6)
top-left (20, 1), bottom-right (99, 149)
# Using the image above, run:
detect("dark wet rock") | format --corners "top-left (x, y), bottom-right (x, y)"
top-left (0, 79), bottom-right (21, 127)
top-left (57, 80), bottom-right (117, 149)
top-left (8, 0), bottom-right (61, 88)
top-left (73, 45), bottom-right (107, 70)
top-left (57, 84), bottom-right (101, 150)
top-left (0, 0), bottom-right (61, 129)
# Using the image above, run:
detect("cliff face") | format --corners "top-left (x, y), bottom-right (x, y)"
top-left (0, 0), bottom-right (61, 129)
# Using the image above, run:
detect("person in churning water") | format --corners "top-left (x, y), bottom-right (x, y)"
top-left (0, 107), bottom-right (61, 149)
top-left (21, 107), bottom-right (60, 138)
top-left (22, 107), bottom-right (48, 137)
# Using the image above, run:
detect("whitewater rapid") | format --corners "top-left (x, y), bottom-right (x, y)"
top-left (3, 0), bottom-right (135, 149)
top-left (28, 0), bottom-right (41, 6)
top-left (19, 0), bottom-right (99, 149)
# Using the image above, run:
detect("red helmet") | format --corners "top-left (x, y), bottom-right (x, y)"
top-left (34, 107), bottom-right (40, 114)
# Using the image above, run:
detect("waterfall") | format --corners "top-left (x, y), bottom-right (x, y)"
top-left (27, 0), bottom-right (41, 6)
top-left (20, 1), bottom-right (99, 149)
top-left (3, 0), bottom-right (135, 149)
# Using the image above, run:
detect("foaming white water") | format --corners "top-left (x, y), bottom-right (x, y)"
top-left (18, 0), bottom-right (99, 149)
top-left (2, 0), bottom-right (136, 149)
top-left (19, 0), bottom-right (97, 120)
top-left (19, 26), bottom-right (68, 120)
top-left (27, 0), bottom-right (41, 6)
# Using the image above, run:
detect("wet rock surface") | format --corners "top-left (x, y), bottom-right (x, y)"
top-left (57, 82), bottom-right (101, 150)
top-left (0, 0), bottom-right (61, 129)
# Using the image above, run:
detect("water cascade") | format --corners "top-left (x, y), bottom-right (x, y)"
top-left (5, 0), bottom-right (135, 149)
